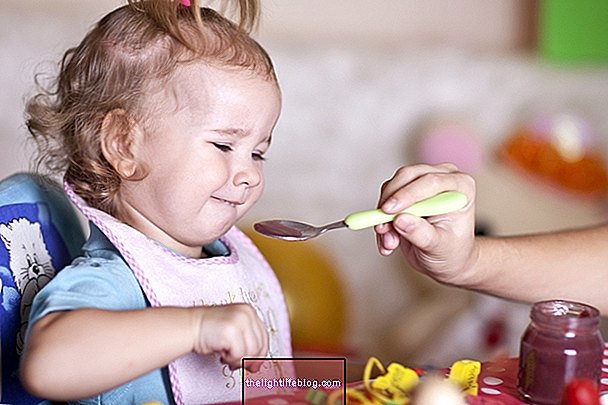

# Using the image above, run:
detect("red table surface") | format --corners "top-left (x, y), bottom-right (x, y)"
top-left (225, 347), bottom-right (608, 405)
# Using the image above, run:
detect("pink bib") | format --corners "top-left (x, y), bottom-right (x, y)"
top-left (65, 183), bottom-right (292, 404)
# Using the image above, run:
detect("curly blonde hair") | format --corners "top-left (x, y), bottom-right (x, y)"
top-left (26, 0), bottom-right (274, 216)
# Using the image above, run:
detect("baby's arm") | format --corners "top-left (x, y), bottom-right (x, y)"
top-left (20, 303), bottom-right (267, 401)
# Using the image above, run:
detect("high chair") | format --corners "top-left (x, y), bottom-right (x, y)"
top-left (0, 172), bottom-right (85, 404)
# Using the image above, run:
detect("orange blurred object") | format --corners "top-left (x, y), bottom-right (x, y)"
top-left (498, 116), bottom-right (608, 198)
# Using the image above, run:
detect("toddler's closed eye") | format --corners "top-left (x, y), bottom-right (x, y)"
top-left (212, 143), bottom-right (232, 152)
top-left (252, 151), bottom-right (266, 161)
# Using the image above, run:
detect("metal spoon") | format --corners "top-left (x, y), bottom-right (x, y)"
top-left (253, 191), bottom-right (467, 241)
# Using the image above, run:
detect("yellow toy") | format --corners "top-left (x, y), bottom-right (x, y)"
top-left (325, 357), bottom-right (481, 405)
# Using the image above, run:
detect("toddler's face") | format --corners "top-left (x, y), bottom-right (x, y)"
top-left (117, 62), bottom-right (281, 257)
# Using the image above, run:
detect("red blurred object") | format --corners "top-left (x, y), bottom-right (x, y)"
top-left (561, 378), bottom-right (600, 405)
top-left (484, 316), bottom-right (506, 349)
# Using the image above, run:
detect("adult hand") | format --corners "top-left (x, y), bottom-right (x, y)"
top-left (375, 163), bottom-right (477, 286)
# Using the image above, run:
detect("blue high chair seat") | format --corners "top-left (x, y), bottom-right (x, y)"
top-left (0, 172), bottom-right (86, 404)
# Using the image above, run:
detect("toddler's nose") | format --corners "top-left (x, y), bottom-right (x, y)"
top-left (233, 165), bottom-right (262, 188)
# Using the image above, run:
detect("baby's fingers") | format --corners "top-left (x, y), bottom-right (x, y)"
top-left (220, 337), bottom-right (258, 370)
top-left (194, 304), bottom-right (269, 369)
top-left (244, 359), bottom-right (267, 373)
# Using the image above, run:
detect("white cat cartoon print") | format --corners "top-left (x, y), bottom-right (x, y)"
top-left (0, 217), bottom-right (55, 353)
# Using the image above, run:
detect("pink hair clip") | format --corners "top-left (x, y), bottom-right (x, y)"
top-left (180, 0), bottom-right (191, 6)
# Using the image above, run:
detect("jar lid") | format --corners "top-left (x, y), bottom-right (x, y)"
top-left (531, 299), bottom-right (600, 329)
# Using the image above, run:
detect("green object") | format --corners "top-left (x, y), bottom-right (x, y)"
top-left (344, 191), bottom-right (467, 231)
top-left (539, 0), bottom-right (608, 63)
top-left (305, 388), bottom-right (328, 404)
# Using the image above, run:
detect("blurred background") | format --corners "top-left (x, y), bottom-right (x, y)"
top-left (2, 0), bottom-right (608, 368)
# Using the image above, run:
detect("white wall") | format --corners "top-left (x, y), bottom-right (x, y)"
top-left (257, 0), bottom-right (534, 49)
top-left (1, 0), bottom-right (533, 176)
top-left (2, 1), bottom-right (608, 364)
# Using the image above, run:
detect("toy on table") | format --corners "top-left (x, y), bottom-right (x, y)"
top-left (322, 357), bottom-right (481, 405)
top-left (413, 376), bottom-right (467, 405)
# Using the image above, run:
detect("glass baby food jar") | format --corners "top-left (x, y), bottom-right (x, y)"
top-left (517, 299), bottom-right (604, 404)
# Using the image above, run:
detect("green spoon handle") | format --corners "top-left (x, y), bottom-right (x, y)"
top-left (344, 191), bottom-right (467, 231)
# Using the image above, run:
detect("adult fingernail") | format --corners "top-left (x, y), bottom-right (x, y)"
top-left (380, 247), bottom-right (393, 256)
top-left (383, 231), bottom-right (399, 249)
top-left (395, 217), bottom-right (415, 233)
top-left (383, 198), bottom-right (398, 212)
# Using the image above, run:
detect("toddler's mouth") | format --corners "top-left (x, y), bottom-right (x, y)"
top-left (213, 196), bottom-right (243, 207)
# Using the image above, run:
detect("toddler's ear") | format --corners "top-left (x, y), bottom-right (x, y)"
top-left (100, 109), bottom-right (147, 180)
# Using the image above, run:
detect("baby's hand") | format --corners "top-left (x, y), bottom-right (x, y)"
top-left (192, 303), bottom-right (268, 371)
